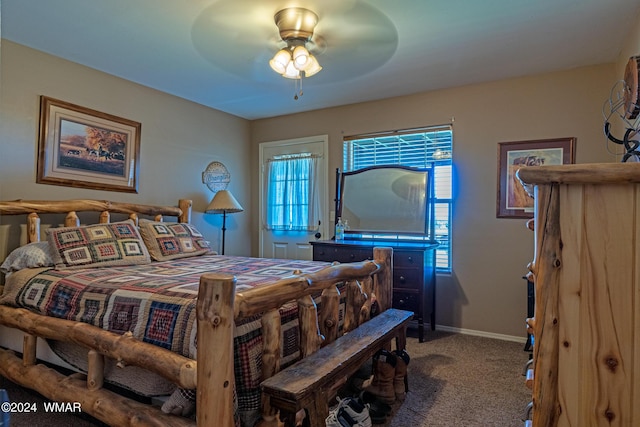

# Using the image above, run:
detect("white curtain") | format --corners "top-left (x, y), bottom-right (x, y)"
top-left (264, 154), bottom-right (321, 231)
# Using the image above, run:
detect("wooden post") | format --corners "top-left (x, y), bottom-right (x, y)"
top-left (128, 213), bottom-right (138, 226)
top-left (99, 211), bottom-right (110, 224)
top-left (23, 334), bottom-right (37, 366)
top-left (298, 295), bottom-right (323, 358)
top-left (87, 350), bottom-right (105, 391)
top-left (531, 184), bottom-right (561, 426)
top-left (179, 199), bottom-right (192, 223)
top-left (27, 213), bottom-right (40, 243)
top-left (261, 309), bottom-right (281, 424)
top-left (359, 277), bottom-right (373, 324)
top-left (65, 211), bottom-right (80, 227)
top-left (343, 280), bottom-right (367, 333)
top-left (373, 247), bottom-right (393, 312)
top-left (197, 273), bottom-right (236, 427)
top-left (320, 286), bottom-right (340, 345)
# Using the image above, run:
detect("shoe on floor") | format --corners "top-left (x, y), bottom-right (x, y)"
top-left (359, 390), bottom-right (393, 424)
top-left (325, 396), bottom-right (372, 427)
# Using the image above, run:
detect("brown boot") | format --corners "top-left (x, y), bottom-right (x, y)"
top-left (364, 349), bottom-right (397, 405)
top-left (393, 349), bottom-right (410, 401)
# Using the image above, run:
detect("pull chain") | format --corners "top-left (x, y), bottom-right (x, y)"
top-left (294, 75), bottom-right (304, 100)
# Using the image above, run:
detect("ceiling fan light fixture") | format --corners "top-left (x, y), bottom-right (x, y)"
top-left (269, 7), bottom-right (321, 97)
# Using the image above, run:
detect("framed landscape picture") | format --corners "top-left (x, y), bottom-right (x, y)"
top-left (497, 137), bottom-right (575, 218)
top-left (37, 96), bottom-right (141, 193)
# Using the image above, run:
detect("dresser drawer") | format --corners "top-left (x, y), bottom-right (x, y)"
top-left (392, 291), bottom-right (419, 315)
top-left (312, 246), bottom-right (371, 263)
top-left (394, 251), bottom-right (423, 267)
top-left (393, 267), bottom-right (422, 290)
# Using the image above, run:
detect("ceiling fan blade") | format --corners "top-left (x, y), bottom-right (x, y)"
top-left (190, 0), bottom-right (398, 83)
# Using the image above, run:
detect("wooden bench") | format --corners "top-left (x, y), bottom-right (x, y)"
top-left (260, 308), bottom-right (414, 427)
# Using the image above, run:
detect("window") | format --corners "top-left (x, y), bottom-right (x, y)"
top-left (264, 154), bottom-right (321, 231)
top-left (343, 125), bottom-right (453, 272)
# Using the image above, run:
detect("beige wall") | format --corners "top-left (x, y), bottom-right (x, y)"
top-left (2, 10), bottom-right (639, 338)
top-left (0, 41), bottom-right (253, 256)
top-left (250, 63), bottom-right (620, 338)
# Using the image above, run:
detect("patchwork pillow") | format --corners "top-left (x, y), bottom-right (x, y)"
top-left (47, 220), bottom-right (151, 269)
top-left (139, 219), bottom-right (211, 261)
top-left (0, 241), bottom-right (55, 274)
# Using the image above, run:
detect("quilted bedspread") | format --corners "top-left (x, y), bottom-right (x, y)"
top-left (0, 254), bottom-right (330, 412)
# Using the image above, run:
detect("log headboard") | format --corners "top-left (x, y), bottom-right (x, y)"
top-left (0, 198), bottom-right (191, 243)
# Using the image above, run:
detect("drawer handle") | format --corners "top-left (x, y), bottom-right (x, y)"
top-left (407, 256), bottom-right (413, 263)
top-left (349, 254), bottom-right (355, 259)
top-left (399, 276), bottom-right (406, 283)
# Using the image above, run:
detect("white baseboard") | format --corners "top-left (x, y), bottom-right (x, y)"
top-left (430, 324), bottom-right (525, 343)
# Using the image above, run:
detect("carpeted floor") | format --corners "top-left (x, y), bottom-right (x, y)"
top-left (1, 330), bottom-right (531, 426)
top-left (387, 330), bottom-right (531, 427)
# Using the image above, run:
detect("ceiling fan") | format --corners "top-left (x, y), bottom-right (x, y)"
top-left (190, 0), bottom-right (398, 89)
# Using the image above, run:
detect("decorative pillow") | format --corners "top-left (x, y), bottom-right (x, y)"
top-left (139, 219), bottom-right (211, 261)
top-left (0, 241), bottom-right (55, 274)
top-left (47, 220), bottom-right (150, 269)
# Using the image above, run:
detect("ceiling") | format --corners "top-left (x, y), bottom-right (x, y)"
top-left (2, 0), bottom-right (640, 120)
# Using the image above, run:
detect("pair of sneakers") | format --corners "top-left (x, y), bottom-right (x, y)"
top-left (325, 396), bottom-right (372, 427)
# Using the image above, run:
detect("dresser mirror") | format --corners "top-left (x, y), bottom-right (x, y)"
top-left (336, 165), bottom-right (434, 238)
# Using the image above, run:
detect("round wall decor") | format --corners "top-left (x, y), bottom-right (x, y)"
top-left (202, 161), bottom-right (231, 192)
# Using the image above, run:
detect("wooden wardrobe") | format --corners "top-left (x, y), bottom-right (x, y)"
top-left (517, 163), bottom-right (640, 427)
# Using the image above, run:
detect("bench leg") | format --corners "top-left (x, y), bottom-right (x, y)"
top-left (307, 390), bottom-right (329, 427)
top-left (280, 410), bottom-right (297, 427)
top-left (395, 326), bottom-right (409, 394)
top-left (395, 325), bottom-right (407, 351)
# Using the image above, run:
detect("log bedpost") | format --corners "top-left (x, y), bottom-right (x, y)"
top-left (178, 199), bottom-right (192, 224)
top-left (373, 247), bottom-right (393, 312)
top-left (531, 184), bottom-right (562, 425)
top-left (197, 273), bottom-right (236, 427)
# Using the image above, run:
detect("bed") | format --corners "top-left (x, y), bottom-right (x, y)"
top-left (0, 198), bottom-right (393, 427)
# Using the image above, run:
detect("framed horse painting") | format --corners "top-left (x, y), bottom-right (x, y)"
top-left (496, 137), bottom-right (575, 218)
top-left (36, 96), bottom-right (141, 193)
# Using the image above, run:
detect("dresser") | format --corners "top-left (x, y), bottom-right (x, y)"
top-left (517, 163), bottom-right (640, 427)
top-left (311, 239), bottom-right (437, 342)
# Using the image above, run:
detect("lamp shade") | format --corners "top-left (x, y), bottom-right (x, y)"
top-left (206, 190), bottom-right (244, 213)
top-left (303, 55), bottom-right (322, 77)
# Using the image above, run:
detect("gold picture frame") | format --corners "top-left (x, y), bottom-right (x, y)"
top-left (37, 96), bottom-right (141, 193)
top-left (497, 137), bottom-right (575, 218)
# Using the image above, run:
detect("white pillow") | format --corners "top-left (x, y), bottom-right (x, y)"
top-left (1, 242), bottom-right (55, 274)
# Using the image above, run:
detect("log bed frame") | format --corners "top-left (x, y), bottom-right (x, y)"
top-left (0, 199), bottom-right (394, 427)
